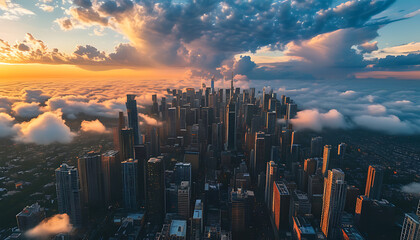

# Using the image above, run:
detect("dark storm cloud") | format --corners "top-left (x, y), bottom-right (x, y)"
top-left (375, 53), bottom-right (420, 69)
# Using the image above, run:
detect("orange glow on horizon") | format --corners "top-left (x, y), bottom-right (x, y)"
top-left (355, 71), bottom-right (420, 80)
top-left (0, 63), bottom-right (188, 81)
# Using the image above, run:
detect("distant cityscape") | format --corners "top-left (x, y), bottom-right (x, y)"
top-left (1, 78), bottom-right (420, 240)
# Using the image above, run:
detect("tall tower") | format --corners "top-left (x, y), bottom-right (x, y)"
top-left (120, 128), bottom-right (134, 161)
top-left (265, 161), bottom-right (277, 212)
top-left (78, 152), bottom-right (103, 208)
top-left (178, 181), bottom-right (191, 219)
top-left (365, 165), bottom-right (384, 200)
top-left (320, 169), bottom-right (347, 239)
top-left (322, 145), bottom-right (331, 178)
top-left (310, 136), bottom-right (323, 157)
top-left (101, 150), bottom-right (121, 206)
top-left (122, 159), bottom-right (138, 210)
top-left (225, 96), bottom-right (236, 151)
top-left (231, 72), bottom-right (234, 98)
top-left (55, 163), bottom-right (82, 227)
top-left (126, 94), bottom-right (141, 145)
top-left (146, 157), bottom-right (165, 225)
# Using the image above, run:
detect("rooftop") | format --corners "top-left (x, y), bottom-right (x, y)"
top-left (169, 220), bottom-right (187, 237)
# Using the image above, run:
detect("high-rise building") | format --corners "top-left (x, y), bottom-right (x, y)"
top-left (113, 111), bottom-right (125, 150)
top-left (322, 145), bottom-right (331, 178)
top-left (16, 203), bottom-right (45, 232)
top-left (225, 97), bottom-right (237, 150)
top-left (365, 165), bottom-right (384, 200)
top-left (253, 132), bottom-right (265, 178)
top-left (292, 216), bottom-right (316, 240)
top-left (273, 181), bottom-right (290, 231)
top-left (101, 150), bottom-right (121, 206)
top-left (78, 152), bottom-right (103, 207)
top-left (265, 161), bottom-right (277, 213)
top-left (192, 200), bottom-right (203, 239)
top-left (320, 169), bottom-right (347, 239)
top-left (174, 162), bottom-right (192, 185)
top-left (266, 111), bottom-right (276, 134)
top-left (400, 213), bottom-right (420, 240)
top-left (303, 158), bottom-right (318, 192)
top-left (230, 189), bottom-right (254, 239)
top-left (168, 107), bottom-right (177, 138)
top-left (120, 128), bottom-right (135, 161)
top-left (338, 143), bottom-right (347, 162)
top-left (289, 190), bottom-right (311, 226)
top-left (310, 137), bottom-right (323, 157)
top-left (134, 145), bottom-right (147, 205)
top-left (122, 159), bottom-right (138, 210)
top-left (55, 163), bottom-right (82, 227)
top-left (126, 94), bottom-right (141, 145)
top-left (146, 157), bottom-right (165, 225)
top-left (178, 181), bottom-right (191, 219)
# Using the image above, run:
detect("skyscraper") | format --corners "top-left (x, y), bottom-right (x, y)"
top-left (178, 181), bottom-right (190, 219)
top-left (146, 157), bottom-right (165, 225)
top-left (174, 162), bottom-right (192, 185)
top-left (101, 150), bottom-right (121, 206)
top-left (266, 111), bottom-right (276, 134)
top-left (320, 169), bottom-right (347, 239)
top-left (310, 136), bottom-right (323, 157)
top-left (16, 203), bottom-right (45, 232)
top-left (126, 94), bottom-right (141, 145)
top-left (322, 145), bottom-right (331, 178)
top-left (230, 188), bottom-right (254, 239)
top-left (225, 97), bottom-right (237, 150)
top-left (303, 158), bottom-right (317, 192)
top-left (168, 107), bottom-right (177, 138)
top-left (55, 163), bottom-right (82, 227)
top-left (120, 128), bottom-right (134, 161)
top-left (365, 165), bottom-right (384, 200)
top-left (273, 181), bottom-right (290, 231)
top-left (265, 161), bottom-right (277, 212)
top-left (400, 213), bottom-right (420, 240)
top-left (122, 159), bottom-right (138, 210)
top-left (78, 152), bottom-right (104, 207)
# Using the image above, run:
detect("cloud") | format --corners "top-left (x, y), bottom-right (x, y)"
top-left (340, 90), bottom-right (357, 97)
top-left (139, 113), bottom-right (162, 126)
top-left (0, 112), bottom-right (16, 137)
top-left (80, 119), bottom-right (108, 133)
top-left (37, 3), bottom-right (55, 12)
top-left (0, 1), bottom-right (35, 20)
top-left (375, 53), bottom-right (420, 69)
top-left (12, 102), bottom-right (43, 118)
top-left (14, 111), bottom-right (76, 144)
top-left (56, 17), bottom-right (74, 30)
top-left (353, 115), bottom-right (420, 135)
top-left (25, 214), bottom-right (73, 239)
top-left (401, 182), bottom-right (420, 195)
top-left (357, 41), bottom-right (378, 54)
top-left (367, 104), bottom-right (386, 115)
top-left (22, 89), bottom-right (51, 103)
top-left (290, 109), bottom-right (348, 132)
top-left (45, 95), bottom-right (125, 118)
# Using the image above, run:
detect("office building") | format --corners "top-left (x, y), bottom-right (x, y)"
top-left (178, 181), bottom-right (191, 219)
top-left (174, 162), bottom-right (192, 185)
top-left (101, 150), bottom-right (121, 206)
top-left (400, 213), bottom-right (420, 240)
top-left (320, 169), bottom-right (347, 239)
top-left (292, 216), bottom-right (316, 240)
top-left (273, 181), bottom-right (290, 231)
top-left (126, 94), bottom-right (141, 145)
top-left (120, 128), bottom-right (135, 161)
top-left (365, 165), bottom-right (384, 200)
top-left (55, 163), bottom-right (82, 227)
top-left (322, 145), bottom-right (331, 178)
top-left (230, 189), bottom-right (254, 239)
top-left (122, 159), bottom-right (138, 210)
top-left (146, 157), bottom-right (165, 225)
top-left (16, 203), bottom-right (45, 232)
top-left (289, 190), bottom-right (311, 226)
top-left (78, 152), bottom-right (103, 207)
top-left (265, 161), bottom-right (277, 213)
top-left (310, 137), bottom-right (323, 157)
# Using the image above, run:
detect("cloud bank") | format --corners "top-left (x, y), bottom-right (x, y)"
top-left (80, 119), bottom-right (108, 133)
top-left (14, 111), bottom-right (76, 144)
top-left (401, 182), bottom-right (420, 195)
top-left (25, 214), bottom-right (73, 239)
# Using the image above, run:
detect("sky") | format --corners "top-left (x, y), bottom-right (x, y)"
top-left (0, 0), bottom-right (420, 144)
top-left (0, 0), bottom-right (419, 80)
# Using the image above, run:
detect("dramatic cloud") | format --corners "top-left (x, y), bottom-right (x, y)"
top-left (0, 112), bottom-right (16, 137)
top-left (25, 214), bottom-right (73, 239)
top-left (80, 119), bottom-right (108, 133)
top-left (290, 109), bottom-right (348, 132)
top-left (14, 111), bottom-right (76, 144)
top-left (12, 102), bottom-right (43, 118)
top-left (2, 0), bottom-right (413, 79)
top-left (0, 1), bottom-right (35, 20)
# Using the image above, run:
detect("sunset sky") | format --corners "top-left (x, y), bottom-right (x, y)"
top-left (0, 0), bottom-right (419, 80)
